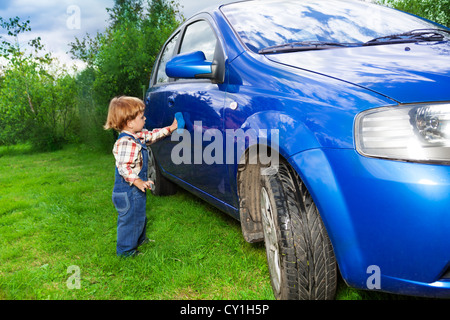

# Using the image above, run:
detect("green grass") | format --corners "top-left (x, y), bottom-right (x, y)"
top-left (0, 144), bottom-right (410, 300)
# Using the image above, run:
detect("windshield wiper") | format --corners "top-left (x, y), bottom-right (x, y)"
top-left (258, 41), bottom-right (359, 54)
top-left (258, 28), bottom-right (450, 53)
top-left (363, 28), bottom-right (450, 46)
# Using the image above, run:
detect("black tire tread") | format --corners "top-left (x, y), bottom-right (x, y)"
top-left (264, 161), bottom-right (337, 300)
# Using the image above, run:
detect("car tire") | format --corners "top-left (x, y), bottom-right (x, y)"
top-left (260, 161), bottom-right (337, 300)
top-left (147, 147), bottom-right (177, 196)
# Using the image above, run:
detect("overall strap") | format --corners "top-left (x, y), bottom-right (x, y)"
top-left (118, 132), bottom-right (146, 148)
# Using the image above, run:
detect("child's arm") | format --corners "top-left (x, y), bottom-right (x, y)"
top-left (138, 118), bottom-right (178, 145)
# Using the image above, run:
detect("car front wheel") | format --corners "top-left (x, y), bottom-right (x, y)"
top-left (260, 162), bottom-right (337, 300)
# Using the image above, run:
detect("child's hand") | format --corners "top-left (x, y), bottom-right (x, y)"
top-left (169, 118), bottom-right (178, 133)
top-left (134, 179), bottom-right (154, 192)
top-left (143, 180), bottom-right (154, 191)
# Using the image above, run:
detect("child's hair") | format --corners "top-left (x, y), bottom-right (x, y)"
top-left (104, 96), bottom-right (145, 131)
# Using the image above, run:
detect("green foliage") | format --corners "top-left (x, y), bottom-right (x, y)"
top-left (379, 0), bottom-right (450, 27)
top-left (70, 0), bottom-right (183, 103)
top-left (1, 1), bottom-right (181, 151)
top-left (0, 17), bottom-right (78, 150)
top-left (70, 0), bottom-right (183, 150)
top-left (74, 67), bottom-right (116, 152)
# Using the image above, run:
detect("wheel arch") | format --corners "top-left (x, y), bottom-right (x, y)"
top-left (234, 109), bottom-right (321, 243)
top-left (236, 142), bottom-right (365, 287)
top-left (236, 144), bottom-right (283, 243)
top-left (236, 144), bottom-right (339, 246)
top-left (232, 110), bottom-right (366, 287)
top-left (237, 144), bottom-right (341, 299)
top-left (287, 149), bottom-right (366, 288)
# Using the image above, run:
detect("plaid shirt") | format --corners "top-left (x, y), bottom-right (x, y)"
top-left (113, 127), bottom-right (171, 185)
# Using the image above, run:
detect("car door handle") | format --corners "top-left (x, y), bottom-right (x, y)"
top-left (168, 96), bottom-right (175, 107)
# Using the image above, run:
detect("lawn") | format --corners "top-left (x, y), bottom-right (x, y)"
top-left (0, 144), bottom-right (406, 300)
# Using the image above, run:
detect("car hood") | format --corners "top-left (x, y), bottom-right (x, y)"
top-left (266, 42), bottom-right (450, 104)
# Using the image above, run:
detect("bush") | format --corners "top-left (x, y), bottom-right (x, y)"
top-left (1, 1), bottom-right (183, 151)
top-left (0, 17), bottom-right (79, 150)
top-left (0, 60), bottom-right (79, 150)
top-left (379, 0), bottom-right (450, 27)
top-left (70, 0), bottom-right (183, 151)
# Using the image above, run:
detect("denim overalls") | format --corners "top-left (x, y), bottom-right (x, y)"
top-left (112, 132), bottom-right (148, 257)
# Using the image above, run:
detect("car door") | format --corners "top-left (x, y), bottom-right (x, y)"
top-left (148, 17), bottom-right (234, 205)
top-left (145, 31), bottom-right (191, 181)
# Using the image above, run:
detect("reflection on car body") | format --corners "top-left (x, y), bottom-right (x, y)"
top-left (144, 0), bottom-right (450, 299)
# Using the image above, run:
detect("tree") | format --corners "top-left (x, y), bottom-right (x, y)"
top-left (379, 0), bottom-right (450, 27)
top-left (70, 0), bottom-right (183, 105)
top-left (69, 0), bottom-right (183, 150)
top-left (0, 17), bottom-right (78, 149)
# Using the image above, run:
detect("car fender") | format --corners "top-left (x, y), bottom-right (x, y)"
top-left (226, 110), bottom-right (320, 209)
top-left (288, 148), bottom-right (367, 288)
top-left (237, 110), bottom-right (321, 162)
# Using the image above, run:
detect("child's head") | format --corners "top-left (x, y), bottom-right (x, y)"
top-left (104, 96), bottom-right (145, 131)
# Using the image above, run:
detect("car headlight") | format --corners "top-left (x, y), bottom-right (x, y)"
top-left (355, 103), bottom-right (450, 164)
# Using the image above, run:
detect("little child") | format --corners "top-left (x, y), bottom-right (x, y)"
top-left (104, 96), bottom-right (177, 257)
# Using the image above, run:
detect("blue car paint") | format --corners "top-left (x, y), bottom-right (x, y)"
top-left (166, 51), bottom-right (213, 79)
top-left (145, 1), bottom-right (450, 298)
top-left (289, 148), bottom-right (450, 297)
top-left (267, 42), bottom-right (450, 104)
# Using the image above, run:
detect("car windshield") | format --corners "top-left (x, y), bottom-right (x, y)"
top-left (220, 0), bottom-right (449, 53)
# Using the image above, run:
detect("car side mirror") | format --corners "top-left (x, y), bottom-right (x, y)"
top-left (166, 51), bottom-right (213, 80)
top-left (166, 47), bottom-right (225, 84)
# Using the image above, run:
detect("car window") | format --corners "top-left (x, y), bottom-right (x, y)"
top-left (179, 20), bottom-right (217, 61)
top-left (221, 0), bottom-right (447, 53)
top-left (155, 32), bottom-right (180, 84)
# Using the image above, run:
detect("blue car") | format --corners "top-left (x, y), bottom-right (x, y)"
top-left (144, 0), bottom-right (450, 299)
